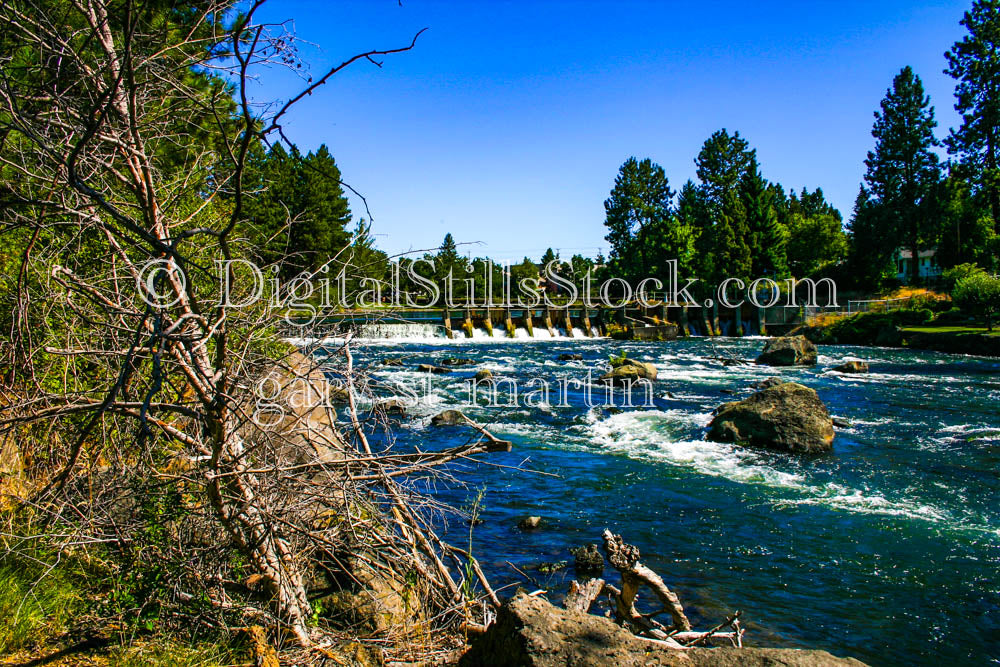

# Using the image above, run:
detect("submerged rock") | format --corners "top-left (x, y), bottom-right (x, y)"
top-left (460, 593), bottom-right (869, 666)
top-left (570, 543), bottom-right (603, 577)
top-left (518, 516), bottom-right (542, 530)
top-left (417, 363), bottom-right (450, 374)
top-left (752, 377), bottom-right (786, 390)
top-left (441, 357), bottom-right (476, 366)
top-left (558, 353), bottom-right (583, 361)
top-left (708, 382), bottom-right (834, 453)
top-left (380, 357), bottom-right (405, 366)
top-left (374, 398), bottom-right (407, 415)
top-left (756, 335), bottom-right (818, 366)
top-left (535, 560), bottom-right (567, 574)
top-left (833, 361), bottom-right (869, 374)
top-left (431, 409), bottom-right (468, 426)
top-left (474, 369), bottom-right (494, 381)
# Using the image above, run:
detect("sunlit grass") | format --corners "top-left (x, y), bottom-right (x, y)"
top-left (108, 641), bottom-right (247, 667)
top-left (903, 325), bottom-right (1000, 336)
top-left (0, 563), bottom-right (80, 654)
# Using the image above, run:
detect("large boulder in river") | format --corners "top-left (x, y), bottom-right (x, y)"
top-left (460, 592), bottom-right (868, 666)
top-left (601, 358), bottom-right (657, 384)
top-left (756, 335), bottom-right (818, 366)
top-left (708, 382), bottom-right (834, 453)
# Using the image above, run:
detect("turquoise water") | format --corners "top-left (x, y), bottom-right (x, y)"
top-left (320, 337), bottom-right (1000, 665)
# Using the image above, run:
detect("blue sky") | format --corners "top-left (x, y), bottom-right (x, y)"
top-left (249, 0), bottom-right (970, 261)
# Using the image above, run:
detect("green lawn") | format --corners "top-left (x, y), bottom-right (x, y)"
top-left (902, 325), bottom-right (1000, 336)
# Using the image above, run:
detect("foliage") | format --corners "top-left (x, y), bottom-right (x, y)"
top-left (808, 309), bottom-right (933, 345)
top-left (953, 271), bottom-right (1000, 329)
top-left (0, 561), bottom-right (80, 654)
top-left (608, 349), bottom-right (629, 367)
top-left (942, 262), bottom-right (986, 290)
top-left (740, 161), bottom-right (788, 278)
top-left (785, 212), bottom-right (848, 277)
top-left (945, 0), bottom-right (1000, 232)
top-left (244, 143), bottom-right (354, 279)
top-left (847, 187), bottom-right (897, 291)
top-left (933, 174), bottom-right (997, 270)
top-left (863, 66), bottom-right (941, 284)
top-left (603, 157), bottom-right (679, 282)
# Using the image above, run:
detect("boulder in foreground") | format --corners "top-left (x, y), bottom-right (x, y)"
top-left (460, 593), bottom-right (867, 666)
top-left (756, 335), bottom-right (818, 366)
top-left (708, 382), bottom-right (834, 453)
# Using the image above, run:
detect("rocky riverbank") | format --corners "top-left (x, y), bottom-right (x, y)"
top-left (462, 593), bottom-right (868, 666)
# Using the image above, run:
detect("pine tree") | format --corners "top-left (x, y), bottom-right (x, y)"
top-left (695, 130), bottom-right (755, 283)
top-left (436, 233), bottom-right (466, 302)
top-left (296, 145), bottom-right (352, 273)
top-left (945, 0), bottom-right (1000, 233)
top-left (740, 161), bottom-right (788, 278)
top-left (934, 170), bottom-right (996, 268)
top-left (244, 143), bottom-right (353, 278)
top-left (603, 157), bottom-right (674, 281)
top-left (847, 186), bottom-right (896, 290)
top-left (864, 66), bottom-right (940, 284)
top-left (676, 180), bottom-right (712, 283)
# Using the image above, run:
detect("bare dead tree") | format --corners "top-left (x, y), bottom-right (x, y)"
top-left (0, 1), bottom-right (503, 658)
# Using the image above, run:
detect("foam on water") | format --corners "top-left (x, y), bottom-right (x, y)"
top-left (578, 409), bottom-right (967, 526)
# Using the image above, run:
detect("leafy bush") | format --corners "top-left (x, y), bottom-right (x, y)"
top-left (953, 272), bottom-right (1000, 330)
top-left (931, 307), bottom-right (974, 325)
top-left (896, 307), bottom-right (934, 325)
top-left (942, 263), bottom-right (985, 291)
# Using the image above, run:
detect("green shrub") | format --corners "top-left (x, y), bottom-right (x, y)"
top-left (932, 307), bottom-right (973, 325)
top-left (896, 307), bottom-right (934, 325)
top-left (608, 349), bottom-right (629, 367)
top-left (953, 272), bottom-right (1000, 330)
top-left (942, 263), bottom-right (985, 291)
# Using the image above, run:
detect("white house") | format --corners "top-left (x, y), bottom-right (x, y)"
top-left (894, 248), bottom-right (941, 283)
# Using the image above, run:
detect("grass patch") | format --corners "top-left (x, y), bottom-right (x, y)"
top-left (0, 562), bottom-right (81, 654)
top-left (902, 325), bottom-right (1000, 336)
top-left (107, 641), bottom-right (247, 667)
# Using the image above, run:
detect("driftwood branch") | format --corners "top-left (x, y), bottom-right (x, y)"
top-left (602, 529), bottom-right (691, 634)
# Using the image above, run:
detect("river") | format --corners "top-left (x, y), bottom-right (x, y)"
top-left (312, 335), bottom-right (1000, 666)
